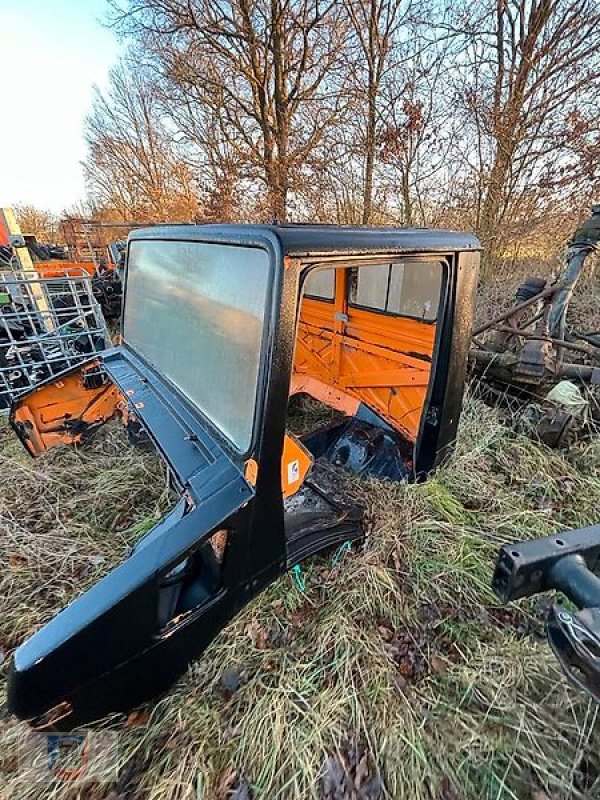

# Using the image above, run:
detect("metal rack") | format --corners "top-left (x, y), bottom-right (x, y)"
top-left (0, 267), bottom-right (110, 411)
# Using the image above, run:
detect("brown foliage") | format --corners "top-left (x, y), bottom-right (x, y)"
top-left (80, 0), bottom-right (600, 250)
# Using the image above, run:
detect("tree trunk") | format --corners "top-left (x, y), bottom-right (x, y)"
top-left (401, 166), bottom-right (412, 226)
top-left (362, 86), bottom-right (377, 224)
top-left (268, 180), bottom-right (288, 221)
top-left (478, 140), bottom-right (513, 256)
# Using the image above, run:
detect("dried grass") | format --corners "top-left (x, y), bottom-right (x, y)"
top-left (1, 392), bottom-right (600, 799)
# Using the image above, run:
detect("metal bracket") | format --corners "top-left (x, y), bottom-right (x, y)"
top-left (493, 525), bottom-right (600, 604)
top-left (493, 524), bottom-right (600, 703)
top-left (8, 234), bottom-right (25, 248)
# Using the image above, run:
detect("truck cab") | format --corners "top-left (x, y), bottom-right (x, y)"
top-left (8, 224), bottom-right (481, 729)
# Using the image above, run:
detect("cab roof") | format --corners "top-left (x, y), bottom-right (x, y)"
top-left (128, 223), bottom-right (481, 259)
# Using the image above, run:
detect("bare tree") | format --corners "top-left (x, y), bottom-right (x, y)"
top-left (377, 26), bottom-right (457, 226)
top-left (73, 0), bottom-right (600, 251)
top-left (84, 62), bottom-right (200, 221)
top-left (342, 0), bottom-right (410, 223)
top-left (551, 108), bottom-right (600, 207)
top-left (454, 0), bottom-right (600, 254)
top-left (14, 206), bottom-right (59, 240)
top-left (110, 0), bottom-right (347, 221)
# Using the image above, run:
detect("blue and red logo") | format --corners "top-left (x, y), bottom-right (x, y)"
top-left (46, 734), bottom-right (89, 781)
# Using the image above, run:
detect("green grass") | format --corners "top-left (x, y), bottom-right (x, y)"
top-left (1, 396), bottom-right (600, 799)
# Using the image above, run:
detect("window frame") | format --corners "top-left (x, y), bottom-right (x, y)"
top-left (347, 256), bottom-right (445, 324)
top-left (302, 266), bottom-right (336, 303)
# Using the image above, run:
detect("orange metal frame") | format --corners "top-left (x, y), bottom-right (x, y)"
top-left (33, 262), bottom-right (96, 279)
top-left (292, 265), bottom-right (436, 442)
top-left (12, 363), bottom-right (122, 456)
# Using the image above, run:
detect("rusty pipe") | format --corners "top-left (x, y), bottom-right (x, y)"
top-left (473, 284), bottom-right (566, 337)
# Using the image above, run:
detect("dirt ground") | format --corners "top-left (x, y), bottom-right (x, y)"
top-left (1, 262), bottom-right (600, 799)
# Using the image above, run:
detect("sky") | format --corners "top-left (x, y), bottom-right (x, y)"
top-left (0, 0), bottom-right (120, 214)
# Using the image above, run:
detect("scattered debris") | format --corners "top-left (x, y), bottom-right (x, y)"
top-left (220, 667), bottom-right (243, 696)
top-left (471, 205), bottom-right (600, 445)
top-left (0, 269), bottom-right (109, 410)
top-left (245, 621), bottom-right (270, 650)
top-left (218, 768), bottom-right (253, 800)
top-left (124, 708), bottom-right (150, 728)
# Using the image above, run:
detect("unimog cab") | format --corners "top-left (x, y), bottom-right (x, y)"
top-left (7, 224), bottom-right (481, 728)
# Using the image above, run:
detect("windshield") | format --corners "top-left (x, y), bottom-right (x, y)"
top-left (124, 239), bottom-right (271, 452)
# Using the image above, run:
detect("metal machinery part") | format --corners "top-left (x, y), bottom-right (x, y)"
top-left (58, 219), bottom-right (177, 320)
top-left (90, 262), bottom-right (123, 320)
top-left (0, 269), bottom-right (110, 411)
top-left (0, 210), bottom-right (110, 410)
top-left (302, 417), bottom-right (412, 481)
top-left (470, 205), bottom-right (600, 444)
top-left (493, 525), bottom-right (600, 703)
top-left (3, 213), bottom-right (131, 321)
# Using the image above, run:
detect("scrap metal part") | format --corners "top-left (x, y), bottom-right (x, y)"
top-left (471, 205), bottom-right (600, 442)
top-left (493, 524), bottom-right (600, 703)
top-left (0, 270), bottom-right (110, 411)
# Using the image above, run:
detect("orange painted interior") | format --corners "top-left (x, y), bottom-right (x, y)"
top-left (292, 266), bottom-right (436, 441)
top-left (12, 362), bottom-right (122, 455)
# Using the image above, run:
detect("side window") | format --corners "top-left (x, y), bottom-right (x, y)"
top-left (389, 260), bottom-right (442, 320)
top-left (304, 267), bottom-right (335, 301)
top-left (348, 260), bottom-right (443, 322)
top-left (352, 264), bottom-right (388, 309)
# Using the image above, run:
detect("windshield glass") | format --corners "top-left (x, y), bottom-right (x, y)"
top-left (124, 240), bottom-right (271, 452)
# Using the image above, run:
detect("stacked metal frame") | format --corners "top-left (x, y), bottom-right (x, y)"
top-left (0, 265), bottom-right (110, 410)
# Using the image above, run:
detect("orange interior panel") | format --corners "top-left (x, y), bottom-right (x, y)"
top-left (12, 362), bottom-right (122, 455)
top-left (292, 267), bottom-right (436, 441)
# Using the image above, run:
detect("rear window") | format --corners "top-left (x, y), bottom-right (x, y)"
top-left (124, 240), bottom-right (271, 452)
top-left (304, 267), bottom-right (335, 300)
top-left (348, 259), bottom-right (443, 321)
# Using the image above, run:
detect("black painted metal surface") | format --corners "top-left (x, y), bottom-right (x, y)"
top-left (493, 524), bottom-right (600, 704)
top-left (128, 222), bottom-right (481, 258)
top-left (8, 224), bottom-right (481, 728)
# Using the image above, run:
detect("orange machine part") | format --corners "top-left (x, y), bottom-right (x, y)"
top-left (12, 362), bottom-right (122, 455)
top-left (0, 218), bottom-right (8, 246)
top-left (292, 268), bottom-right (435, 441)
top-left (245, 434), bottom-right (313, 499)
top-left (33, 262), bottom-right (96, 279)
